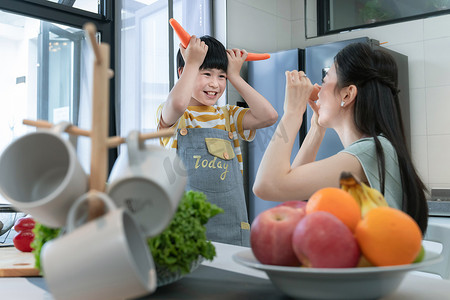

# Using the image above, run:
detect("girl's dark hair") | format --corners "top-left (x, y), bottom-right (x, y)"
top-left (334, 42), bottom-right (428, 234)
top-left (176, 35), bottom-right (227, 75)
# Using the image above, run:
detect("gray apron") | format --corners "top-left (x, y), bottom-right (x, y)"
top-left (176, 109), bottom-right (250, 247)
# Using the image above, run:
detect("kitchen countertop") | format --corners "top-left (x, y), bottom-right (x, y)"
top-left (1, 239), bottom-right (450, 300)
top-left (429, 216), bottom-right (450, 226)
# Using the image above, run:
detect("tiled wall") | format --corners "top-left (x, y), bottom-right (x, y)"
top-left (226, 0), bottom-right (450, 194)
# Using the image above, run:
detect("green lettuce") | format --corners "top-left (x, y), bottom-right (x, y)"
top-left (31, 223), bottom-right (61, 272)
top-left (148, 190), bottom-right (223, 274)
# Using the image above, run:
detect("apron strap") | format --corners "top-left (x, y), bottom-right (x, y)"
top-left (220, 106), bottom-right (231, 132)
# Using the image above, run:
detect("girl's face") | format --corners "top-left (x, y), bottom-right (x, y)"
top-left (190, 68), bottom-right (227, 106)
top-left (316, 63), bottom-right (343, 127)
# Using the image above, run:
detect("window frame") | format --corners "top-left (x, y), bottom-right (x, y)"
top-left (0, 0), bottom-right (117, 171)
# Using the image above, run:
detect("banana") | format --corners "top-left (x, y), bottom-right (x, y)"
top-left (339, 172), bottom-right (388, 217)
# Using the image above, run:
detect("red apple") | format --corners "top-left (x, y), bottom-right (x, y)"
top-left (250, 206), bottom-right (305, 266)
top-left (292, 211), bottom-right (360, 268)
top-left (276, 200), bottom-right (307, 211)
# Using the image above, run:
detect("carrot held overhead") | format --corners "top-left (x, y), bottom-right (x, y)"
top-left (169, 18), bottom-right (270, 61)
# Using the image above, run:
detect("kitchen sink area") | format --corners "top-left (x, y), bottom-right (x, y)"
top-left (0, 204), bottom-right (23, 247)
top-left (428, 189), bottom-right (450, 217)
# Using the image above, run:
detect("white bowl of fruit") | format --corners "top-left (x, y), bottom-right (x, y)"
top-left (233, 174), bottom-right (441, 299)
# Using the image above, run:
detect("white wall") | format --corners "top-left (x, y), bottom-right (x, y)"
top-left (226, 0), bottom-right (450, 193)
top-left (226, 0), bottom-right (303, 52)
top-left (225, 0), bottom-right (304, 104)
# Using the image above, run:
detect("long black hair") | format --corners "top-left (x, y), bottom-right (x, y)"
top-left (334, 42), bottom-right (428, 234)
top-left (176, 35), bottom-right (228, 76)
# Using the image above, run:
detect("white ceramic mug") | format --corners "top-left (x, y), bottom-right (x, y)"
top-left (107, 130), bottom-right (187, 237)
top-left (41, 191), bottom-right (156, 300)
top-left (0, 122), bottom-right (88, 228)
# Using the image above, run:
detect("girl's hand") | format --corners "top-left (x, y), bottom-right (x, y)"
top-left (226, 48), bottom-right (247, 80)
top-left (180, 35), bottom-right (208, 68)
top-left (284, 70), bottom-right (313, 115)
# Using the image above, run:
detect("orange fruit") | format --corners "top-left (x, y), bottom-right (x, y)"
top-left (306, 187), bottom-right (361, 232)
top-left (355, 206), bottom-right (422, 266)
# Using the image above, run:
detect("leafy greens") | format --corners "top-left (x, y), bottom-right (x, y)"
top-left (148, 190), bottom-right (223, 274)
top-left (31, 223), bottom-right (61, 272)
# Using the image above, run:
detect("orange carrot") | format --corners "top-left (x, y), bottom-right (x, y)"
top-left (246, 53), bottom-right (271, 61)
top-left (309, 84), bottom-right (320, 101)
top-left (169, 18), bottom-right (270, 61)
top-left (169, 18), bottom-right (191, 48)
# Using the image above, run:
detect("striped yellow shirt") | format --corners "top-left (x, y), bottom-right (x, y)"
top-left (157, 104), bottom-right (255, 172)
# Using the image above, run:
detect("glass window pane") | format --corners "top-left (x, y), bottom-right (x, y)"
top-left (119, 0), bottom-right (214, 140)
top-left (140, 3), bottom-right (170, 132)
top-left (0, 10), bottom-right (88, 203)
top-left (120, 0), bottom-right (169, 135)
top-left (43, 0), bottom-right (100, 14)
top-left (44, 23), bottom-right (85, 124)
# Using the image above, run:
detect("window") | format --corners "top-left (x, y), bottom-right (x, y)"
top-left (315, 0), bottom-right (450, 36)
top-left (0, 0), bottom-right (115, 203)
top-left (0, 0), bottom-right (215, 206)
top-left (119, 0), bottom-right (213, 143)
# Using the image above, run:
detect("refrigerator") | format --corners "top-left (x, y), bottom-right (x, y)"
top-left (247, 37), bottom-right (410, 223)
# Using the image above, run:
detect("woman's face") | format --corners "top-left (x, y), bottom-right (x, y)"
top-left (316, 63), bottom-right (343, 128)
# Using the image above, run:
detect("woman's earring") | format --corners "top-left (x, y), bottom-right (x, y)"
top-left (340, 100), bottom-right (345, 107)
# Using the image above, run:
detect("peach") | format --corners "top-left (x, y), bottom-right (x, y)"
top-left (250, 206), bottom-right (305, 266)
top-left (292, 211), bottom-right (360, 268)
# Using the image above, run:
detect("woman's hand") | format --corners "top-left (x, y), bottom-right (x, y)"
top-left (307, 99), bottom-right (321, 128)
top-left (284, 70), bottom-right (313, 116)
top-left (226, 48), bottom-right (247, 80)
top-left (180, 35), bottom-right (208, 68)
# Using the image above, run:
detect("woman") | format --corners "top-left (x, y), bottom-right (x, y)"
top-left (253, 42), bottom-right (428, 234)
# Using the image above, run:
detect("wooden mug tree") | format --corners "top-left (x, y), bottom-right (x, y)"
top-left (23, 23), bottom-right (174, 221)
